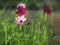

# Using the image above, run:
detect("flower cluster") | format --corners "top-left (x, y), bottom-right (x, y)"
top-left (15, 3), bottom-right (26, 24)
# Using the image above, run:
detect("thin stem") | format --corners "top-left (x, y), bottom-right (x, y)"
top-left (38, 22), bottom-right (41, 45)
top-left (31, 20), bottom-right (34, 45)
top-left (4, 26), bottom-right (7, 45)
top-left (43, 25), bottom-right (48, 45)
top-left (24, 24), bottom-right (26, 43)
top-left (19, 25), bottom-right (23, 45)
top-left (10, 40), bottom-right (11, 45)
top-left (44, 13), bottom-right (48, 23)
top-left (43, 13), bottom-right (48, 45)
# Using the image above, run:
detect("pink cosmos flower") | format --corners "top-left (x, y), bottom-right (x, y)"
top-left (15, 15), bottom-right (27, 24)
top-left (16, 3), bottom-right (26, 16)
top-left (17, 3), bottom-right (26, 8)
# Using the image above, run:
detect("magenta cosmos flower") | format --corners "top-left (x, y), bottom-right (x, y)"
top-left (43, 7), bottom-right (51, 15)
top-left (16, 3), bottom-right (26, 16)
top-left (15, 15), bottom-right (27, 24)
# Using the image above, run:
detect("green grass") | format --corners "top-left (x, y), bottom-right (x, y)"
top-left (0, 9), bottom-right (60, 45)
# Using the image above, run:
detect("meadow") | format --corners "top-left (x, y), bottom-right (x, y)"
top-left (0, 8), bottom-right (60, 45)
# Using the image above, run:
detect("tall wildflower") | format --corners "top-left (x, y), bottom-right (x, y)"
top-left (15, 2), bottom-right (27, 24)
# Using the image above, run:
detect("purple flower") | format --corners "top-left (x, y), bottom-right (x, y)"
top-left (16, 3), bottom-right (26, 16)
top-left (43, 7), bottom-right (51, 15)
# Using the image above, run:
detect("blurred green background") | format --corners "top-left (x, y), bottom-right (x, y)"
top-left (0, 0), bottom-right (60, 45)
top-left (0, 0), bottom-right (60, 11)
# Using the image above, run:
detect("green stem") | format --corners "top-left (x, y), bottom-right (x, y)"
top-left (10, 40), bottom-right (11, 45)
top-left (31, 21), bottom-right (34, 45)
top-left (4, 26), bottom-right (7, 45)
top-left (19, 25), bottom-right (23, 45)
top-left (43, 13), bottom-right (48, 45)
top-left (18, 36), bottom-right (20, 45)
top-left (24, 24), bottom-right (26, 32)
top-left (45, 13), bottom-right (48, 22)
top-left (43, 24), bottom-right (48, 45)
top-left (20, 25), bottom-right (22, 31)
top-left (24, 24), bottom-right (26, 43)
top-left (31, 20), bottom-right (34, 33)
top-left (38, 22), bottom-right (41, 45)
